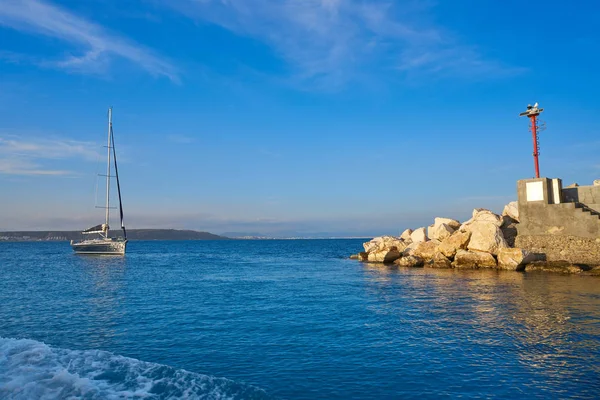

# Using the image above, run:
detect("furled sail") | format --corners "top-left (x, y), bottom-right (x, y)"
top-left (82, 224), bottom-right (105, 234)
top-left (111, 125), bottom-right (127, 240)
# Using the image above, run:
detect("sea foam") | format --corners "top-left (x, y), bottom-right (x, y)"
top-left (0, 337), bottom-right (271, 400)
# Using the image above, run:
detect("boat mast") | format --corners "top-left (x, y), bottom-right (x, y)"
top-left (104, 107), bottom-right (112, 238)
top-left (110, 115), bottom-right (127, 240)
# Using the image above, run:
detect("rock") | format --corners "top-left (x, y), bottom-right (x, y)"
top-left (582, 265), bottom-right (600, 276)
top-left (473, 208), bottom-right (503, 226)
top-left (349, 254), bottom-right (359, 260)
top-left (425, 253), bottom-right (452, 269)
top-left (453, 249), bottom-right (497, 268)
top-left (565, 183), bottom-right (579, 188)
top-left (367, 249), bottom-right (401, 263)
top-left (594, 180), bottom-right (600, 186)
top-left (428, 223), bottom-right (455, 242)
top-left (497, 248), bottom-right (536, 271)
top-left (357, 252), bottom-right (369, 261)
top-left (524, 261), bottom-right (583, 274)
top-left (500, 216), bottom-right (518, 248)
top-left (502, 201), bottom-right (519, 222)
top-left (363, 237), bottom-right (383, 253)
top-left (361, 236), bottom-right (408, 263)
top-left (428, 217), bottom-right (460, 241)
top-left (410, 227), bottom-right (428, 244)
top-left (402, 242), bottom-right (419, 257)
top-left (363, 236), bottom-right (407, 254)
top-left (426, 224), bottom-right (434, 239)
top-left (434, 217), bottom-right (461, 231)
top-left (460, 209), bottom-right (503, 231)
top-left (467, 221), bottom-right (507, 256)
top-left (438, 231), bottom-right (471, 259)
top-left (394, 255), bottom-right (424, 268)
top-left (400, 229), bottom-right (413, 241)
top-left (412, 240), bottom-right (441, 260)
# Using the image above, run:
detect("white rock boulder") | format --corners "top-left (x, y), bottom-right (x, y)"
top-left (402, 242), bottom-right (419, 257)
top-left (363, 237), bottom-right (383, 253)
top-left (367, 249), bottom-right (402, 263)
top-left (410, 227), bottom-right (428, 244)
top-left (425, 252), bottom-right (452, 269)
top-left (497, 248), bottom-right (536, 271)
top-left (467, 222), bottom-right (507, 256)
top-left (453, 249), bottom-right (497, 268)
top-left (502, 201), bottom-right (519, 222)
top-left (363, 236), bottom-right (407, 254)
top-left (394, 255), bottom-right (424, 268)
top-left (438, 230), bottom-right (471, 259)
top-left (434, 217), bottom-right (461, 231)
top-left (412, 240), bottom-right (441, 260)
top-left (400, 229), bottom-right (413, 241)
top-left (460, 209), bottom-right (503, 231)
top-left (428, 223), bottom-right (455, 242)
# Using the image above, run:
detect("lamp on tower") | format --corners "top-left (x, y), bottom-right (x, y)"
top-left (519, 102), bottom-right (544, 178)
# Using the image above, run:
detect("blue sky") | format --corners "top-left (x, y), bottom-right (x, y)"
top-left (1, 0), bottom-right (599, 237)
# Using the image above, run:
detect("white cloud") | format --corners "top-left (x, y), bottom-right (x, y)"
top-left (0, 0), bottom-right (178, 81)
top-left (167, 0), bottom-right (519, 88)
top-left (0, 158), bottom-right (71, 176)
top-left (0, 137), bottom-right (101, 160)
top-left (0, 136), bottom-right (101, 176)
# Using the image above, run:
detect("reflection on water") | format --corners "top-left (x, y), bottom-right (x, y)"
top-left (74, 256), bottom-right (127, 346)
top-left (362, 265), bottom-right (600, 395)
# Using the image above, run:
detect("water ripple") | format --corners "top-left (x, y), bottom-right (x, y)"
top-left (1, 240), bottom-right (600, 399)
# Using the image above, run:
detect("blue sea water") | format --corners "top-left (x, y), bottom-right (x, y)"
top-left (1, 240), bottom-right (600, 399)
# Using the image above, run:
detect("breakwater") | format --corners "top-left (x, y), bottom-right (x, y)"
top-left (351, 203), bottom-right (600, 275)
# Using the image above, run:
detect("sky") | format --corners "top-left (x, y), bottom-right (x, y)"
top-left (0, 0), bottom-right (599, 237)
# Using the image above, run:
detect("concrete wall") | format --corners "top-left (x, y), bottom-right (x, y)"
top-left (515, 235), bottom-right (600, 264)
top-left (515, 177), bottom-right (600, 263)
top-left (562, 184), bottom-right (600, 213)
top-left (517, 178), bottom-right (600, 240)
top-left (517, 202), bottom-right (600, 238)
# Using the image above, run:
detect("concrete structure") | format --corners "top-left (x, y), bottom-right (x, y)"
top-left (516, 177), bottom-right (600, 264)
top-left (563, 184), bottom-right (600, 214)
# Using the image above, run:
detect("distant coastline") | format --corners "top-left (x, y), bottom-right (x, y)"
top-left (0, 230), bottom-right (371, 242)
top-left (0, 229), bottom-right (228, 242)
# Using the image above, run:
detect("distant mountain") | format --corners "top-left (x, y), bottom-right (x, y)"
top-left (0, 229), bottom-right (228, 242)
top-left (220, 232), bottom-right (271, 239)
top-left (126, 229), bottom-right (228, 240)
top-left (221, 231), bottom-right (372, 239)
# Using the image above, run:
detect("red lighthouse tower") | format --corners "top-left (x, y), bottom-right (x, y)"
top-left (519, 102), bottom-right (544, 178)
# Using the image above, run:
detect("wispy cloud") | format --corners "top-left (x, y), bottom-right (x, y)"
top-left (0, 136), bottom-right (101, 176)
top-left (167, 0), bottom-right (520, 88)
top-left (0, 0), bottom-right (178, 81)
top-left (0, 158), bottom-right (70, 176)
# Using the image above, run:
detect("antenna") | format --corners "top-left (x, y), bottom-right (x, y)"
top-left (519, 102), bottom-right (544, 178)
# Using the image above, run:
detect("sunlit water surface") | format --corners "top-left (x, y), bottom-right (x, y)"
top-left (1, 240), bottom-right (599, 399)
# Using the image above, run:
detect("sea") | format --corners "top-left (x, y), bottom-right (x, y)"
top-left (1, 240), bottom-right (599, 399)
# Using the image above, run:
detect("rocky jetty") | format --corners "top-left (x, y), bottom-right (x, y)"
top-left (351, 202), bottom-right (600, 275)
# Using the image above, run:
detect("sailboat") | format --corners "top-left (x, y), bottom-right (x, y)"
top-left (71, 107), bottom-right (128, 255)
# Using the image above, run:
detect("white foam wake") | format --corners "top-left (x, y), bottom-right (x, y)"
top-left (0, 337), bottom-right (271, 400)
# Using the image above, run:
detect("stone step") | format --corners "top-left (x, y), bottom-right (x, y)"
top-left (578, 209), bottom-right (600, 220)
top-left (575, 202), bottom-right (600, 218)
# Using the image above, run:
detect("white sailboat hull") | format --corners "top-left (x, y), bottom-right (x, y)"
top-left (71, 238), bottom-right (127, 255)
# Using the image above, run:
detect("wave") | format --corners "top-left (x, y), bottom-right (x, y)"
top-left (0, 337), bottom-right (272, 400)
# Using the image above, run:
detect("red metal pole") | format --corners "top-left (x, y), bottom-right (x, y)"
top-left (530, 114), bottom-right (540, 178)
